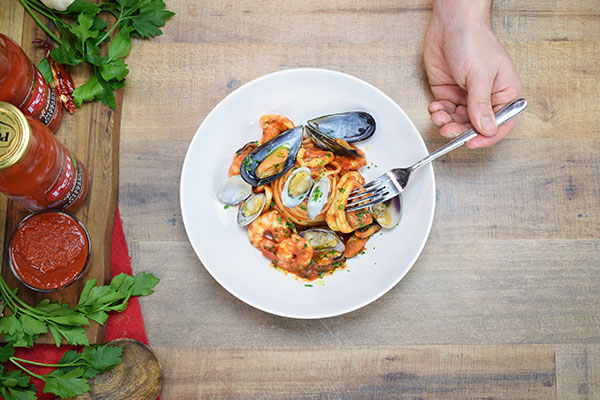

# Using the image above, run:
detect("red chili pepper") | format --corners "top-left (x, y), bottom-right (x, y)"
top-left (32, 39), bottom-right (76, 114)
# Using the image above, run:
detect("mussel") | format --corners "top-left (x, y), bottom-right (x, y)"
top-left (369, 196), bottom-right (402, 229)
top-left (306, 111), bottom-right (375, 157)
top-left (306, 177), bottom-right (331, 220)
top-left (217, 175), bottom-right (252, 205)
top-left (237, 192), bottom-right (267, 226)
top-left (300, 228), bottom-right (345, 262)
top-left (282, 167), bottom-right (314, 208)
top-left (240, 125), bottom-right (303, 186)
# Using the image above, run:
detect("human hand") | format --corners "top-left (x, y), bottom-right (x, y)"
top-left (423, 0), bottom-right (522, 148)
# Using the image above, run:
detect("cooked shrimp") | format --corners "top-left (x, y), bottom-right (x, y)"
top-left (345, 234), bottom-right (369, 258)
top-left (247, 210), bottom-right (293, 260)
top-left (260, 115), bottom-right (295, 143)
top-left (276, 234), bottom-right (313, 270)
top-left (335, 145), bottom-right (367, 175)
top-left (228, 142), bottom-right (258, 176)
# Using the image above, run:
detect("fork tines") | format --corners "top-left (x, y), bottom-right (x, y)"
top-left (345, 174), bottom-right (398, 212)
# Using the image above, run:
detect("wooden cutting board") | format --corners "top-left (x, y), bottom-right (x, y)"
top-left (0, 7), bottom-right (121, 344)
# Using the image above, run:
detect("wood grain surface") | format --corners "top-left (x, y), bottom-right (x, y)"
top-left (3, 0), bottom-right (600, 398)
top-left (0, 4), bottom-right (121, 344)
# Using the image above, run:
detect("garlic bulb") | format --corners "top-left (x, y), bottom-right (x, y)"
top-left (40, 0), bottom-right (75, 12)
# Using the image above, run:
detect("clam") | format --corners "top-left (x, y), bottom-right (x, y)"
top-left (299, 228), bottom-right (345, 261)
top-left (306, 111), bottom-right (375, 157)
top-left (217, 175), bottom-right (252, 205)
top-left (237, 192), bottom-right (266, 226)
top-left (282, 167), bottom-right (314, 208)
top-left (306, 177), bottom-right (331, 220)
top-left (240, 125), bottom-right (303, 186)
top-left (369, 196), bottom-right (402, 229)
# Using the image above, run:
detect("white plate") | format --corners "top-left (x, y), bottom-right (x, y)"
top-left (180, 68), bottom-right (435, 319)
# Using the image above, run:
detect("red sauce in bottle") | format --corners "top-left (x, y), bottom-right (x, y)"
top-left (0, 102), bottom-right (89, 212)
top-left (9, 210), bottom-right (90, 291)
top-left (0, 33), bottom-right (62, 132)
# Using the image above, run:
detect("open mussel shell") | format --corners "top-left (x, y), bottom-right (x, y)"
top-left (237, 192), bottom-right (266, 226)
top-left (369, 195), bottom-right (402, 229)
top-left (282, 167), bottom-right (314, 208)
top-left (240, 125), bottom-right (303, 186)
top-left (299, 228), bottom-right (345, 261)
top-left (307, 111), bottom-right (375, 143)
top-left (217, 175), bottom-right (252, 205)
top-left (305, 125), bottom-right (363, 158)
top-left (307, 177), bottom-right (331, 220)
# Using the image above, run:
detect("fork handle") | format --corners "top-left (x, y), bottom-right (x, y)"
top-left (411, 98), bottom-right (528, 171)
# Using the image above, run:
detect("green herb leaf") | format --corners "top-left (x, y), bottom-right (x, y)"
top-left (69, 13), bottom-right (99, 44)
top-left (37, 58), bottom-right (53, 85)
top-left (90, 346), bottom-right (123, 371)
top-left (67, 0), bottom-right (101, 16)
top-left (72, 74), bottom-right (103, 106)
top-left (43, 368), bottom-right (90, 398)
top-left (108, 26), bottom-right (132, 61)
top-left (0, 345), bottom-right (15, 363)
top-left (100, 59), bottom-right (129, 81)
top-left (128, 0), bottom-right (175, 38)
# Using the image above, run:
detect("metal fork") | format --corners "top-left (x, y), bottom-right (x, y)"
top-left (345, 98), bottom-right (528, 212)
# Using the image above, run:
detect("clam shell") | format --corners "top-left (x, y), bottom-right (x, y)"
top-left (217, 175), bottom-right (252, 205)
top-left (237, 192), bottom-right (267, 226)
top-left (369, 196), bottom-right (402, 229)
top-left (306, 177), bottom-right (331, 220)
top-left (282, 167), bottom-right (314, 208)
top-left (299, 228), bottom-right (345, 260)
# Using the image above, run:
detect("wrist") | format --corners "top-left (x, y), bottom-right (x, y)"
top-left (432, 0), bottom-right (492, 31)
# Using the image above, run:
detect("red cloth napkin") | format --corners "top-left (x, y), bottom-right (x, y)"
top-left (13, 208), bottom-right (155, 399)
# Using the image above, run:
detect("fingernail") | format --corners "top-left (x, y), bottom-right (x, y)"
top-left (480, 116), bottom-right (497, 135)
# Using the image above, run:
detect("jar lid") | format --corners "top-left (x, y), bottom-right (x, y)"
top-left (0, 102), bottom-right (31, 169)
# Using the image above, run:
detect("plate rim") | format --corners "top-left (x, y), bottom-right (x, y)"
top-left (180, 67), bottom-right (436, 319)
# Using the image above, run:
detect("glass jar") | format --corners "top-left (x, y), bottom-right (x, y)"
top-left (0, 33), bottom-right (63, 132)
top-left (0, 101), bottom-right (88, 212)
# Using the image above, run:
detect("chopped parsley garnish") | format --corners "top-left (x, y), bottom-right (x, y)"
top-left (312, 187), bottom-right (323, 202)
top-left (223, 205), bottom-right (229, 209)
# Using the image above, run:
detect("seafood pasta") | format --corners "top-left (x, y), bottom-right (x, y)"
top-left (217, 113), bottom-right (401, 281)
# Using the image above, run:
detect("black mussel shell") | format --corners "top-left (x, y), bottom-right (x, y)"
top-left (307, 111), bottom-right (375, 143)
top-left (240, 125), bottom-right (303, 186)
top-left (305, 125), bottom-right (363, 158)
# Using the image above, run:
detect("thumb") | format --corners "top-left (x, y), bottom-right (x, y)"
top-left (466, 73), bottom-right (497, 136)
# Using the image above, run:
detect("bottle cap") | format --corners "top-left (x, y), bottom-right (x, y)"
top-left (0, 102), bottom-right (30, 169)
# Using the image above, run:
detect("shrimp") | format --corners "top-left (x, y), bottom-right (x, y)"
top-left (247, 210), bottom-right (293, 260)
top-left (346, 209), bottom-right (373, 231)
top-left (345, 234), bottom-right (369, 258)
top-left (335, 145), bottom-right (367, 176)
top-left (276, 234), bottom-right (313, 270)
top-left (228, 142), bottom-right (258, 176)
top-left (260, 115), bottom-right (295, 143)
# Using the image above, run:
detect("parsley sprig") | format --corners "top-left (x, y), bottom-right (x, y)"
top-left (0, 272), bottom-right (159, 347)
top-left (18, 0), bottom-right (175, 109)
top-left (1, 343), bottom-right (123, 399)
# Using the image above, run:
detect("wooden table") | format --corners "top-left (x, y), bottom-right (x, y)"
top-left (4, 0), bottom-right (600, 398)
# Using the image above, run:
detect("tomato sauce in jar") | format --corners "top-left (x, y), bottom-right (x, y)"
top-left (0, 34), bottom-right (62, 132)
top-left (9, 210), bottom-right (90, 291)
top-left (0, 102), bottom-right (89, 212)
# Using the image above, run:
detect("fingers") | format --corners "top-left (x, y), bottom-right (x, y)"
top-left (466, 120), bottom-right (515, 149)
top-left (466, 72), bottom-right (497, 137)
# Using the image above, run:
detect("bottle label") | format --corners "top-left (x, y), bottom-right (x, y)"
top-left (46, 151), bottom-right (85, 209)
top-left (21, 68), bottom-right (48, 118)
